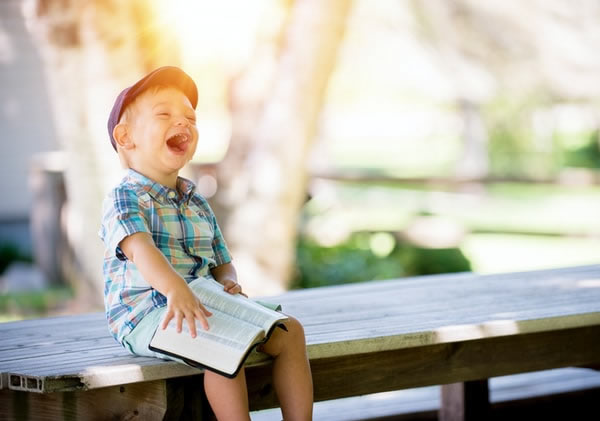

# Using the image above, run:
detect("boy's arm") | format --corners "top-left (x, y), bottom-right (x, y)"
top-left (210, 262), bottom-right (245, 296)
top-left (119, 232), bottom-right (212, 337)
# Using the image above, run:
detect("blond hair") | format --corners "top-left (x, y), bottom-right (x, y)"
top-left (115, 85), bottom-right (171, 168)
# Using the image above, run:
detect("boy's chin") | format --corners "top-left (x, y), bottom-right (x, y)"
top-left (164, 152), bottom-right (193, 169)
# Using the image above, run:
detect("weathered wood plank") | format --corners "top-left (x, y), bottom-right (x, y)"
top-left (1, 264), bottom-right (599, 400)
top-left (0, 380), bottom-right (168, 421)
top-left (303, 312), bottom-right (600, 359)
top-left (283, 274), bottom-right (600, 322)
top-left (245, 325), bottom-right (600, 411)
top-left (5, 351), bottom-right (271, 393)
top-left (6, 310), bottom-right (597, 386)
top-left (272, 265), bottom-right (600, 304)
top-left (0, 338), bottom-right (117, 362)
top-left (0, 324), bottom-right (109, 346)
top-left (0, 327), bottom-right (110, 348)
top-left (7, 311), bottom-right (597, 393)
top-left (1, 348), bottom-right (133, 375)
top-left (250, 367), bottom-right (600, 421)
top-left (0, 312), bottom-right (105, 332)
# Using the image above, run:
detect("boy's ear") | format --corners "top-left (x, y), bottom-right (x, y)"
top-left (113, 123), bottom-right (134, 150)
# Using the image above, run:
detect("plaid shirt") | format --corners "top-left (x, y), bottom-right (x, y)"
top-left (99, 169), bottom-right (232, 344)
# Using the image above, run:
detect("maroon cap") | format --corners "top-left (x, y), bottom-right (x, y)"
top-left (107, 66), bottom-right (198, 151)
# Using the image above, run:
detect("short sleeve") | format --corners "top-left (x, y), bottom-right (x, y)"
top-left (210, 210), bottom-right (232, 266)
top-left (99, 186), bottom-right (151, 261)
top-left (191, 195), bottom-right (232, 266)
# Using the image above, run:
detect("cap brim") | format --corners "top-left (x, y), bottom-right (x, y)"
top-left (124, 66), bottom-right (198, 113)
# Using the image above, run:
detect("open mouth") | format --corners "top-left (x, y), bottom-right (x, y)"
top-left (166, 133), bottom-right (190, 154)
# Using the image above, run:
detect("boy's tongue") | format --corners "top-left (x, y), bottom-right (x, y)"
top-left (166, 133), bottom-right (188, 153)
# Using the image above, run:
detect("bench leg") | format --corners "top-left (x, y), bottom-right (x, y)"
top-left (439, 379), bottom-right (490, 421)
top-left (165, 375), bottom-right (215, 420)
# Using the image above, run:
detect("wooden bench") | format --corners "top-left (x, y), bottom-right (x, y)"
top-left (2, 264), bottom-right (600, 420)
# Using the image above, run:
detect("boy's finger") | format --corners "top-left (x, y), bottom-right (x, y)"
top-left (186, 315), bottom-right (197, 338)
top-left (195, 311), bottom-right (210, 331)
top-left (175, 312), bottom-right (183, 333)
top-left (226, 283), bottom-right (241, 294)
top-left (195, 304), bottom-right (211, 330)
top-left (161, 312), bottom-right (173, 330)
top-left (196, 300), bottom-right (213, 317)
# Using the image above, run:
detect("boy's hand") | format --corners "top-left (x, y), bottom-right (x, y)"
top-left (211, 262), bottom-right (247, 296)
top-left (162, 283), bottom-right (212, 338)
top-left (119, 232), bottom-right (212, 338)
top-left (222, 279), bottom-right (247, 297)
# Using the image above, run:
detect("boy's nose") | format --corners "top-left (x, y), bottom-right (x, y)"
top-left (174, 116), bottom-right (189, 126)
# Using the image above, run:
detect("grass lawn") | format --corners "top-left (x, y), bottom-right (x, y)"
top-left (461, 233), bottom-right (600, 274)
top-left (0, 286), bottom-right (73, 321)
top-left (304, 180), bottom-right (600, 274)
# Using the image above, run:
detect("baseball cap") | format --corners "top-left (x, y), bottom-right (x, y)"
top-left (107, 66), bottom-right (198, 151)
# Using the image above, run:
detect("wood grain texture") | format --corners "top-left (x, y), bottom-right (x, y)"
top-left (1, 264), bottom-right (599, 417)
top-left (0, 380), bottom-right (168, 421)
top-left (245, 325), bottom-right (600, 411)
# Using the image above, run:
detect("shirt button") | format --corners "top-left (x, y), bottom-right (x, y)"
top-left (167, 191), bottom-right (176, 199)
top-left (189, 246), bottom-right (195, 254)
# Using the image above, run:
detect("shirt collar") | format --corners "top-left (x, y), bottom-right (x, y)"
top-left (125, 169), bottom-right (196, 204)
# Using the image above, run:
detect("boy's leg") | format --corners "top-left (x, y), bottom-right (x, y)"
top-left (204, 369), bottom-right (251, 421)
top-left (259, 316), bottom-right (313, 421)
top-left (124, 307), bottom-right (251, 420)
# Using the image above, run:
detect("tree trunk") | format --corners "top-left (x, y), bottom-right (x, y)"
top-left (26, 0), bottom-right (181, 307)
top-left (213, 0), bottom-right (353, 295)
top-left (455, 100), bottom-right (489, 179)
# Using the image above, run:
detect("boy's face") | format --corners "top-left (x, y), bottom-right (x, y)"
top-left (121, 87), bottom-right (198, 185)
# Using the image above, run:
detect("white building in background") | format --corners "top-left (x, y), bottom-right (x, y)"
top-left (0, 0), bottom-right (59, 255)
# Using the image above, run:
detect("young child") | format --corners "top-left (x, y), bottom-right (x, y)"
top-left (99, 66), bottom-right (313, 420)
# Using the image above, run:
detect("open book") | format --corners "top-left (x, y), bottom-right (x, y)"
top-left (149, 277), bottom-right (288, 378)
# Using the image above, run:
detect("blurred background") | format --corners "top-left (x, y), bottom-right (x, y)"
top-left (1, 0), bottom-right (600, 321)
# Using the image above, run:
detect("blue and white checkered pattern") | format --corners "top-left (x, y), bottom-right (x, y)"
top-left (99, 169), bottom-right (231, 343)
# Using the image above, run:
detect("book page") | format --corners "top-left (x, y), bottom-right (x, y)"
top-left (189, 277), bottom-right (288, 331)
top-left (151, 316), bottom-right (253, 374)
top-left (163, 310), bottom-right (262, 351)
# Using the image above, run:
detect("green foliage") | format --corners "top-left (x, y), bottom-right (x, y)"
top-left (485, 95), bottom-right (560, 178)
top-left (0, 286), bottom-right (73, 317)
top-left (1, 243), bottom-right (71, 319)
top-left (0, 243), bottom-right (32, 275)
top-left (293, 233), bottom-right (403, 288)
top-left (293, 232), bottom-right (471, 289)
top-left (561, 131), bottom-right (600, 168)
top-left (396, 245), bottom-right (472, 276)
top-left (484, 96), bottom-right (600, 176)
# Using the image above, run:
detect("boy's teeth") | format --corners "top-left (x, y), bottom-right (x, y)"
top-left (168, 133), bottom-right (188, 146)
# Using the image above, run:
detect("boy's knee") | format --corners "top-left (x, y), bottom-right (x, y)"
top-left (283, 316), bottom-right (307, 346)
top-left (260, 315), bottom-right (306, 356)
top-left (282, 314), bottom-right (302, 333)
